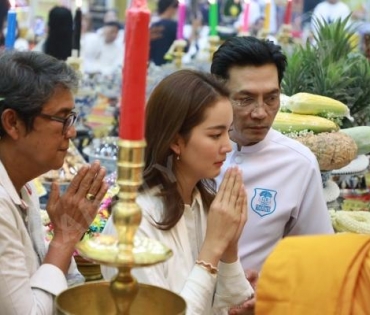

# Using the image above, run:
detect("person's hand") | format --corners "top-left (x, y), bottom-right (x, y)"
top-left (228, 269), bottom-right (259, 313)
top-left (221, 181), bottom-right (247, 261)
top-left (245, 269), bottom-right (258, 290)
top-left (200, 167), bottom-right (246, 264)
top-left (219, 167), bottom-right (247, 262)
top-left (227, 269), bottom-right (259, 314)
top-left (228, 297), bottom-right (255, 315)
top-left (46, 161), bottom-right (108, 244)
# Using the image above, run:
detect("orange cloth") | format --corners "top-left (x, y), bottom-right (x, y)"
top-left (255, 234), bottom-right (370, 315)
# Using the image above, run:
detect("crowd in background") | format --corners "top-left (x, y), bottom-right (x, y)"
top-left (0, 0), bottom-right (369, 75)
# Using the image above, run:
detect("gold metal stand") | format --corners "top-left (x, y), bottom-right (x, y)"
top-left (173, 40), bottom-right (187, 68)
top-left (66, 49), bottom-right (82, 73)
top-left (257, 29), bottom-right (270, 40)
top-left (277, 24), bottom-right (293, 45)
top-left (56, 140), bottom-right (186, 314)
top-left (237, 31), bottom-right (250, 37)
top-left (164, 39), bottom-right (187, 68)
top-left (276, 24), bottom-right (298, 56)
top-left (208, 35), bottom-right (220, 61)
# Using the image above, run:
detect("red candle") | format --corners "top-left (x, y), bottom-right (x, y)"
top-left (283, 0), bottom-right (293, 25)
top-left (119, 0), bottom-right (151, 140)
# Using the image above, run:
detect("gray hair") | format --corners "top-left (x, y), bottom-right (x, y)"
top-left (0, 50), bottom-right (79, 137)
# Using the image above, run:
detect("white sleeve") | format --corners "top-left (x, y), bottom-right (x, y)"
top-left (286, 162), bottom-right (334, 236)
top-left (0, 200), bottom-right (67, 315)
top-left (213, 260), bottom-right (254, 314)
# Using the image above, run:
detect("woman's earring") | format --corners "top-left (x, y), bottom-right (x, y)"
top-left (176, 154), bottom-right (180, 161)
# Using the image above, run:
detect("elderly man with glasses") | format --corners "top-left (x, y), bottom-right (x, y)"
top-left (0, 50), bottom-right (108, 314)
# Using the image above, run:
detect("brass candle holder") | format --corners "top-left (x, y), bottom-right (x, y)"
top-left (257, 29), bottom-right (270, 40)
top-left (174, 40), bottom-right (188, 68)
top-left (66, 49), bottom-right (83, 74)
top-left (237, 31), bottom-right (250, 37)
top-left (56, 140), bottom-right (186, 315)
top-left (208, 35), bottom-right (220, 62)
top-left (277, 24), bottom-right (293, 45)
top-left (277, 24), bottom-right (299, 57)
top-left (164, 39), bottom-right (187, 68)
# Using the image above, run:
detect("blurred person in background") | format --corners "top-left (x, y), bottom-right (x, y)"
top-left (96, 8), bottom-right (124, 44)
top-left (33, 6), bottom-right (73, 61)
top-left (312, 0), bottom-right (351, 26)
top-left (149, 0), bottom-right (179, 66)
top-left (83, 21), bottom-right (124, 75)
top-left (0, 0), bottom-right (8, 50)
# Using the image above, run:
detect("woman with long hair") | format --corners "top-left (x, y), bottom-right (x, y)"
top-left (102, 69), bottom-right (254, 314)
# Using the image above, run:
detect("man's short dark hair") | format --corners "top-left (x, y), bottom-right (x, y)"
top-left (211, 36), bottom-right (287, 84)
top-left (157, 0), bottom-right (178, 15)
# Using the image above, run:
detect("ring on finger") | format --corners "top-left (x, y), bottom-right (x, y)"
top-left (86, 193), bottom-right (96, 201)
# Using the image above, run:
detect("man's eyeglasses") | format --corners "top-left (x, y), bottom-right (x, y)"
top-left (230, 94), bottom-right (280, 113)
top-left (38, 111), bottom-right (78, 134)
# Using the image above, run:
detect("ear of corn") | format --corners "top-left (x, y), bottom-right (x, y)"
top-left (340, 126), bottom-right (370, 155)
top-left (273, 112), bottom-right (339, 134)
top-left (331, 210), bottom-right (370, 234)
top-left (279, 94), bottom-right (291, 112)
top-left (287, 93), bottom-right (351, 120)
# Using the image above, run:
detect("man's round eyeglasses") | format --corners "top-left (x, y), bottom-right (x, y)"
top-left (230, 95), bottom-right (280, 113)
top-left (38, 111), bottom-right (78, 134)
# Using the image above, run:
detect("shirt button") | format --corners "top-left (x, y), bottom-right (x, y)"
top-left (234, 155), bottom-right (243, 164)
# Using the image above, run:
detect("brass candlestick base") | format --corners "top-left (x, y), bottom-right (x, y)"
top-left (257, 29), bottom-right (270, 40)
top-left (56, 140), bottom-right (186, 314)
top-left (67, 49), bottom-right (82, 73)
top-left (277, 24), bottom-right (299, 56)
top-left (56, 281), bottom-right (186, 315)
top-left (208, 35), bottom-right (220, 61)
top-left (277, 24), bottom-right (293, 45)
top-left (164, 39), bottom-right (187, 68)
top-left (173, 39), bottom-right (187, 68)
top-left (238, 31), bottom-right (250, 37)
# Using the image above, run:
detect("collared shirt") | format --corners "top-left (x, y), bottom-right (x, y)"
top-left (216, 129), bottom-right (334, 272)
top-left (0, 160), bottom-right (67, 314)
top-left (312, 1), bottom-right (351, 25)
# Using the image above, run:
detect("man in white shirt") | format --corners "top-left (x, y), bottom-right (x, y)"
top-left (83, 21), bottom-right (124, 76)
top-left (312, 0), bottom-right (351, 26)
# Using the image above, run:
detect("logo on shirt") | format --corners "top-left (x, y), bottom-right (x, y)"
top-left (251, 188), bottom-right (277, 217)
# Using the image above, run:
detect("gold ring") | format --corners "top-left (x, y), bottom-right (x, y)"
top-left (86, 193), bottom-right (95, 201)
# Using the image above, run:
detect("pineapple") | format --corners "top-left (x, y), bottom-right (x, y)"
top-left (281, 18), bottom-right (370, 127)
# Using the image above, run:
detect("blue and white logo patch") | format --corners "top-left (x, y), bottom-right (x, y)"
top-left (251, 188), bottom-right (277, 217)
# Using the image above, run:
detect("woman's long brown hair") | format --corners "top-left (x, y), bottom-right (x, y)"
top-left (141, 69), bottom-right (230, 230)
